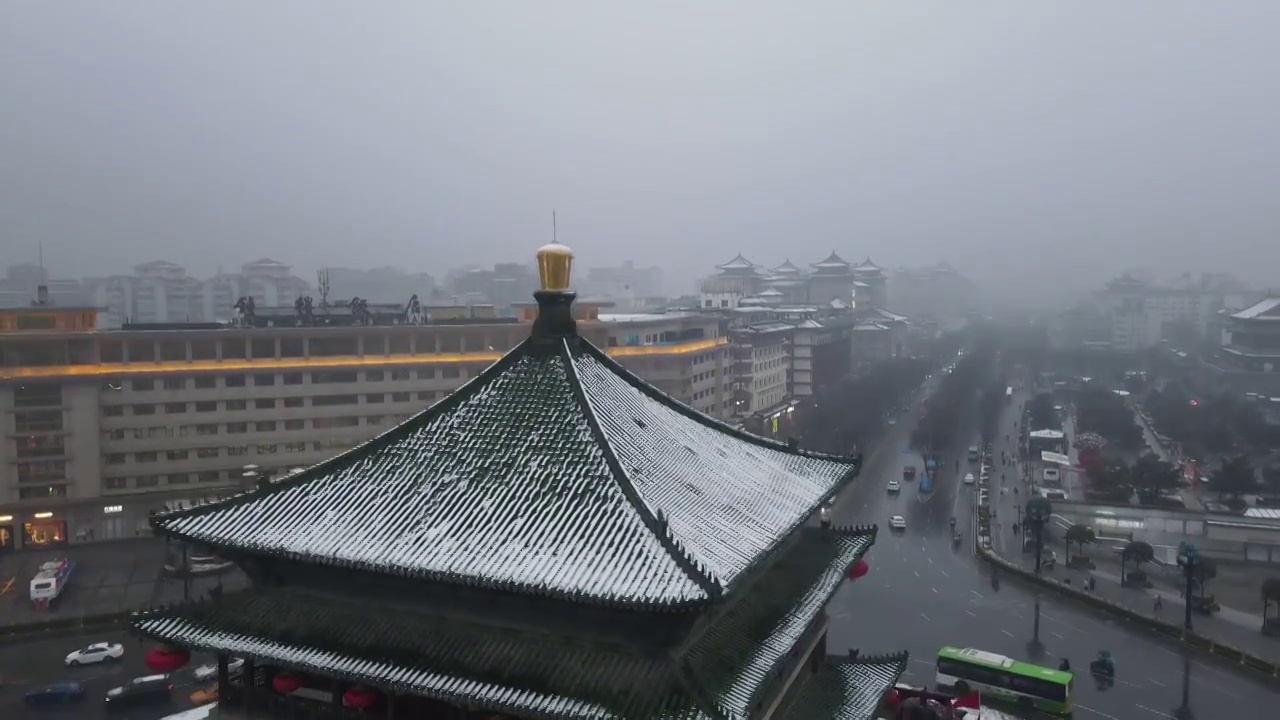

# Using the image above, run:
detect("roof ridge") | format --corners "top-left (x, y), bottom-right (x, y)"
top-left (577, 340), bottom-right (860, 466)
top-left (835, 648), bottom-right (910, 668)
top-left (152, 338), bottom-right (536, 532)
top-left (561, 338), bottom-right (722, 602)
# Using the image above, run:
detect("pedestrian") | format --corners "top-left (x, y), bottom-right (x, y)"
top-left (1012, 522), bottom-right (1020, 535)
top-left (1154, 594), bottom-right (1163, 612)
top-left (819, 506), bottom-right (831, 529)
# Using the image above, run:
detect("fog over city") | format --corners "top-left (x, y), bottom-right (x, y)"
top-left (3, 2), bottom-right (1279, 305)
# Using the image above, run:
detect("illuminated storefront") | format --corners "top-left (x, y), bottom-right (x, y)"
top-left (23, 511), bottom-right (67, 547)
top-left (0, 514), bottom-right (15, 553)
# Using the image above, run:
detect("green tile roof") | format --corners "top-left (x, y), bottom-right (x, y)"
top-left (774, 652), bottom-right (908, 720)
top-left (133, 526), bottom-right (882, 720)
top-left (152, 337), bottom-right (861, 610)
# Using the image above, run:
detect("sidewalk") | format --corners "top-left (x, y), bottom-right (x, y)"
top-left (990, 395), bottom-right (1280, 663)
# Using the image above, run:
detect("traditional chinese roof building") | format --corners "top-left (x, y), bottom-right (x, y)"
top-left (133, 242), bottom-right (905, 720)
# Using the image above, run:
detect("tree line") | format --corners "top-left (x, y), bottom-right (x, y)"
top-left (910, 346), bottom-right (994, 455)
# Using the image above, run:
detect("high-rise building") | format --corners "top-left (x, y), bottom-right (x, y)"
top-left (0, 298), bottom-right (732, 550)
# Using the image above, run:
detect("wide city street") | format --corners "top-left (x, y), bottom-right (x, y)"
top-left (0, 628), bottom-right (216, 720)
top-left (824, 370), bottom-right (1280, 720)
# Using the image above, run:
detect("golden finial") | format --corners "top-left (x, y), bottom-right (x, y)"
top-left (536, 242), bottom-right (574, 292)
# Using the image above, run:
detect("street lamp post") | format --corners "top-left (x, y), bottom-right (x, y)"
top-left (1177, 542), bottom-right (1201, 632)
top-left (1026, 498), bottom-right (1053, 576)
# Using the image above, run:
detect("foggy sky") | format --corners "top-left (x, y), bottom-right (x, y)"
top-left (3, 2), bottom-right (1279, 302)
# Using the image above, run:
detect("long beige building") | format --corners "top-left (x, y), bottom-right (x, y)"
top-left (0, 303), bottom-right (731, 551)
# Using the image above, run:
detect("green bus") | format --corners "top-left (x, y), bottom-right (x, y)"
top-left (935, 646), bottom-right (1073, 715)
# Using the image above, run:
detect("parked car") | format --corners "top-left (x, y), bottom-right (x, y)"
top-left (65, 642), bottom-right (124, 666)
top-left (104, 674), bottom-right (172, 711)
top-left (189, 685), bottom-right (219, 706)
top-left (25, 682), bottom-right (85, 707)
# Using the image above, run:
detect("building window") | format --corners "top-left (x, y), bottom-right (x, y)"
top-left (195, 401), bottom-right (217, 412)
top-left (103, 477), bottom-right (128, 490)
top-left (366, 370), bottom-right (384, 382)
top-left (167, 450), bottom-right (189, 461)
top-left (442, 367), bottom-right (461, 379)
top-left (256, 444), bottom-right (278, 455)
top-left (312, 371), bottom-right (358, 384)
top-left (284, 442), bottom-right (307, 453)
top-left (103, 406), bottom-right (124, 417)
top-left (283, 372), bottom-right (304, 385)
top-left (367, 393), bottom-right (385, 404)
top-left (226, 422), bottom-right (248, 434)
top-left (195, 424), bottom-right (219, 436)
top-left (135, 475), bottom-right (160, 488)
top-left (133, 404), bottom-right (156, 416)
top-left (256, 421), bottom-right (277, 432)
top-left (165, 402), bottom-right (188, 414)
top-left (391, 392), bottom-right (411, 403)
top-left (15, 410), bottom-right (63, 432)
top-left (136, 451), bottom-right (158, 463)
top-left (283, 397), bottom-right (305, 408)
top-left (197, 470), bottom-right (222, 483)
top-left (227, 446), bottom-right (249, 456)
top-left (167, 473), bottom-right (190, 485)
top-left (417, 368), bottom-right (435, 380)
top-left (14, 383), bottom-right (63, 408)
top-left (313, 416), bottom-right (359, 429)
top-left (254, 374), bottom-right (276, 386)
top-left (105, 453), bottom-right (126, 465)
top-left (23, 518), bottom-right (67, 545)
top-left (367, 415), bottom-right (385, 426)
top-left (226, 399), bottom-right (247, 411)
top-left (194, 376), bottom-right (216, 390)
top-left (133, 378), bottom-right (154, 391)
top-left (391, 369), bottom-right (411, 381)
top-left (196, 447), bottom-right (220, 459)
top-left (255, 398), bottom-right (276, 410)
top-left (224, 375), bottom-right (246, 388)
top-left (284, 419), bottom-right (305, 431)
top-left (312, 394), bottom-right (358, 407)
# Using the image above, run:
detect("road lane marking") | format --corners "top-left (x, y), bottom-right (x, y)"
top-left (1075, 704), bottom-right (1121, 719)
top-left (940, 570), bottom-right (950, 578)
top-left (1136, 705), bottom-right (1176, 719)
top-left (0, 576), bottom-right (13, 596)
top-left (1000, 630), bottom-right (1014, 637)
top-left (913, 570), bottom-right (920, 577)
top-left (1050, 631), bottom-right (1064, 639)
top-left (931, 587), bottom-right (938, 594)
top-left (1145, 677), bottom-right (1166, 687)
top-left (969, 590), bottom-right (984, 599)
top-left (965, 610), bottom-right (977, 617)
top-left (920, 613), bottom-right (932, 622)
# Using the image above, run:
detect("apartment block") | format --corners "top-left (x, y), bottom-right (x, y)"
top-left (0, 305), bottom-right (731, 551)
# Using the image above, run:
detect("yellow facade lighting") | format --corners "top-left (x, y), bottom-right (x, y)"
top-left (0, 337), bottom-right (728, 381)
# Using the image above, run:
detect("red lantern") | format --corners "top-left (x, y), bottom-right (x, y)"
top-left (272, 673), bottom-right (302, 695)
top-left (343, 685), bottom-right (378, 710)
top-left (144, 645), bottom-right (191, 673)
top-left (885, 688), bottom-right (902, 707)
top-left (848, 559), bottom-right (870, 580)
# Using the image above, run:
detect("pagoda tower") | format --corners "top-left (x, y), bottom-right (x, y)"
top-left (133, 242), bottom-right (906, 719)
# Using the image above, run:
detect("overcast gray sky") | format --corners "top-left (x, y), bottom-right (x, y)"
top-left (3, 2), bottom-right (1278, 299)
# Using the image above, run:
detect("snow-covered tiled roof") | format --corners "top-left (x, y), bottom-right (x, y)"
top-left (716, 253), bottom-right (759, 272)
top-left (1231, 296), bottom-right (1280, 320)
top-left (133, 525), bottom-right (881, 720)
top-left (154, 334), bottom-right (860, 610)
top-left (811, 252), bottom-right (851, 269)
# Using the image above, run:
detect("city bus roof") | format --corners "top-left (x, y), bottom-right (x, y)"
top-left (938, 646), bottom-right (1072, 684)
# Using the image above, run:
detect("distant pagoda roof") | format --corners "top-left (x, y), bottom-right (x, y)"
top-left (134, 525), bottom-right (897, 720)
top-left (853, 258), bottom-right (883, 275)
top-left (715, 253), bottom-right (761, 276)
top-left (153, 248), bottom-right (861, 612)
top-left (771, 259), bottom-right (803, 276)
top-left (811, 252), bottom-right (851, 270)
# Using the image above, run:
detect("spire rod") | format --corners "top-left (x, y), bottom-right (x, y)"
top-left (552, 209), bottom-right (558, 244)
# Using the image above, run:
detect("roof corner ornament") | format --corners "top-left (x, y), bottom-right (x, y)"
top-left (349, 297), bottom-right (371, 326)
top-left (532, 241), bottom-right (578, 341)
top-left (293, 296), bottom-right (315, 326)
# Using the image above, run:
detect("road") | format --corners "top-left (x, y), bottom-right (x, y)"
top-left (0, 629), bottom-right (215, 720)
top-left (824, 371), bottom-right (1280, 720)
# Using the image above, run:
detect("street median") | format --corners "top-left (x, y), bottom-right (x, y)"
top-left (0, 611), bottom-right (130, 646)
top-left (975, 543), bottom-right (1280, 682)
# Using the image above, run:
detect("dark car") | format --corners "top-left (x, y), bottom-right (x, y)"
top-left (104, 674), bottom-right (173, 711)
top-left (25, 681), bottom-right (85, 707)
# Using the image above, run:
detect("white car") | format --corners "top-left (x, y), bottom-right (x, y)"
top-left (193, 657), bottom-right (244, 682)
top-left (889, 515), bottom-right (907, 531)
top-left (963, 472), bottom-right (976, 485)
top-left (65, 641), bottom-right (124, 666)
top-left (887, 480), bottom-right (901, 493)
